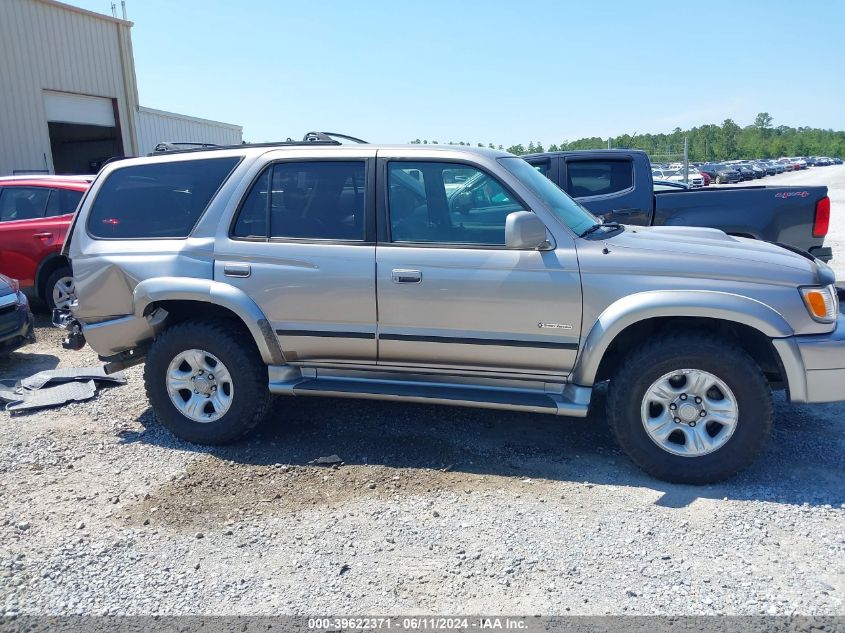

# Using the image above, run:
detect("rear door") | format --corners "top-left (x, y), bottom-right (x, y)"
top-left (215, 148), bottom-right (378, 365)
top-left (0, 185), bottom-right (52, 287)
top-left (38, 186), bottom-right (85, 257)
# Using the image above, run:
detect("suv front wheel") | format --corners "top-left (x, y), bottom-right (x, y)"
top-left (144, 320), bottom-right (270, 444)
top-left (607, 333), bottom-right (773, 484)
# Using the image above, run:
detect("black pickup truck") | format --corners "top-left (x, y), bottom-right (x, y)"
top-left (523, 149), bottom-right (832, 261)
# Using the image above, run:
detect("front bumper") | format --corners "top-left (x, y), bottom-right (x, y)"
top-left (774, 316), bottom-right (845, 403)
top-left (0, 292), bottom-right (35, 355)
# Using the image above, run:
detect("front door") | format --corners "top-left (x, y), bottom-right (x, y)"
top-left (215, 152), bottom-right (377, 364)
top-left (376, 159), bottom-right (582, 377)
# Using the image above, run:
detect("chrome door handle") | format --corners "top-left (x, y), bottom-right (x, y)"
top-left (392, 269), bottom-right (422, 284)
top-left (223, 262), bottom-right (251, 278)
top-left (33, 232), bottom-right (53, 239)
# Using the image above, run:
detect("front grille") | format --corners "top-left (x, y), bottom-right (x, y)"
top-left (0, 304), bottom-right (20, 336)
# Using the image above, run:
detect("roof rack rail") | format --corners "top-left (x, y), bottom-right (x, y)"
top-left (302, 131), bottom-right (369, 144)
top-left (148, 132), bottom-right (368, 156)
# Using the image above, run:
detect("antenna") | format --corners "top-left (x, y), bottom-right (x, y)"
top-left (110, 2), bottom-right (116, 17)
top-left (121, 1), bottom-right (127, 20)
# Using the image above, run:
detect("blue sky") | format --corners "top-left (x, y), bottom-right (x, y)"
top-left (72, 0), bottom-right (845, 146)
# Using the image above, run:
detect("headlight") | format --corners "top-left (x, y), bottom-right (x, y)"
top-left (0, 274), bottom-right (20, 296)
top-left (799, 285), bottom-right (839, 323)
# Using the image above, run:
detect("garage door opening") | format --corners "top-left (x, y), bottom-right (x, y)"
top-left (48, 122), bottom-right (123, 174)
top-left (44, 91), bottom-right (124, 175)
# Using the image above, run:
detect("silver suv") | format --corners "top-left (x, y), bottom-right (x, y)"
top-left (63, 142), bottom-right (845, 483)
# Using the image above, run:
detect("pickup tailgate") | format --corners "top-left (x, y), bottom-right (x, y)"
top-left (653, 185), bottom-right (830, 259)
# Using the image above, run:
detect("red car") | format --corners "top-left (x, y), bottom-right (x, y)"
top-left (0, 176), bottom-right (91, 310)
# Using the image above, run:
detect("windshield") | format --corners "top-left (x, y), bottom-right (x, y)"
top-left (498, 157), bottom-right (598, 236)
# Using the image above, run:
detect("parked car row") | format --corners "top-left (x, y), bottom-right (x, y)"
top-left (651, 155), bottom-right (843, 186)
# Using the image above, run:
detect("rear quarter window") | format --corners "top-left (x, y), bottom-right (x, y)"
top-left (87, 157), bottom-right (240, 238)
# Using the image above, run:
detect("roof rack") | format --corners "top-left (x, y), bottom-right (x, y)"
top-left (148, 131), bottom-right (368, 156)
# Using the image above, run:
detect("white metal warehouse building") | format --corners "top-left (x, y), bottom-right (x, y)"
top-left (0, 0), bottom-right (242, 176)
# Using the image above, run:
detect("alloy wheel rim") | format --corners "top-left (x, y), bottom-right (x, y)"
top-left (165, 349), bottom-right (234, 423)
top-left (52, 276), bottom-right (76, 309)
top-left (640, 368), bottom-right (738, 457)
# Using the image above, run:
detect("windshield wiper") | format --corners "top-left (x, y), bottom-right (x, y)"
top-left (580, 222), bottom-right (622, 238)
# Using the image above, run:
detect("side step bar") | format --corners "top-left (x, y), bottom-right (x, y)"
top-left (269, 374), bottom-right (590, 418)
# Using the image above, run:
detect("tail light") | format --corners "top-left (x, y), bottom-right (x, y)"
top-left (813, 197), bottom-right (830, 238)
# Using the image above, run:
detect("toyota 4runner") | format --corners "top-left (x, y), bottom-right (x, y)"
top-left (60, 141), bottom-right (845, 483)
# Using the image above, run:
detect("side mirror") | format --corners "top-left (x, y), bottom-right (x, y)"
top-left (505, 211), bottom-right (551, 250)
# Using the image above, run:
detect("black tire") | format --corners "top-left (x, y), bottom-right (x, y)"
top-left (144, 320), bottom-right (270, 445)
top-left (44, 266), bottom-right (74, 311)
top-left (606, 333), bottom-right (772, 484)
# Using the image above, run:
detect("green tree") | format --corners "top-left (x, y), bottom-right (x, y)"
top-left (754, 112), bottom-right (773, 131)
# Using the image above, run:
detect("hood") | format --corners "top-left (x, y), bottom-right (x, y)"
top-left (0, 274), bottom-right (15, 297)
top-left (592, 225), bottom-right (821, 286)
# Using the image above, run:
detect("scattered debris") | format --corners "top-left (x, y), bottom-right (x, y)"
top-left (20, 367), bottom-right (126, 390)
top-left (3, 380), bottom-right (97, 412)
top-left (0, 366), bottom-right (126, 412)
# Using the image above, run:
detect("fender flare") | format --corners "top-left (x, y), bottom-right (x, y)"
top-left (133, 277), bottom-right (285, 365)
top-left (571, 290), bottom-right (793, 386)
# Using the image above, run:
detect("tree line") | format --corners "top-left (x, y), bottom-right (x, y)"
top-left (409, 113), bottom-right (845, 161)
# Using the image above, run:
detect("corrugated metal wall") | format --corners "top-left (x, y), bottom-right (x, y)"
top-left (0, 0), bottom-right (139, 175)
top-left (136, 107), bottom-right (243, 155)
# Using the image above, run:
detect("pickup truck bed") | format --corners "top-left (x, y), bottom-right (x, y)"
top-left (524, 149), bottom-right (832, 261)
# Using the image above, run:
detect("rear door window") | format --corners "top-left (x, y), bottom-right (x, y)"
top-left (565, 159), bottom-right (634, 198)
top-left (46, 188), bottom-right (84, 217)
top-left (0, 187), bottom-right (50, 222)
top-left (232, 161), bottom-right (366, 241)
top-left (87, 157), bottom-right (240, 238)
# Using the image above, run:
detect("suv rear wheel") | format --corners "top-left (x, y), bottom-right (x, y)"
top-left (45, 266), bottom-right (75, 311)
top-left (607, 333), bottom-right (773, 484)
top-left (144, 320), bottom-right (270, 444)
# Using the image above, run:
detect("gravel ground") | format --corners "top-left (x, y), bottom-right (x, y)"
top-left (1, 169), bottom-right (844, 617)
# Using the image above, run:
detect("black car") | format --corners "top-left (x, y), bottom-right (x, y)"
top-left (756, 161), bottom-right (777, 176)
top-left (699, 163), bottom-right (741, 184)
top-left (745, 163), bottom-right (766, 178)
top-left (734, 164), bottom-right (757, 181)
top-left (0, 274), bottom-right (35, 356)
